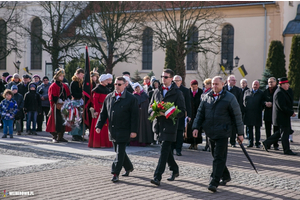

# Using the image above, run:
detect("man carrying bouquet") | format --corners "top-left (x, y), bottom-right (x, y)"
top-left (149, 69), bottom-right (186, 186)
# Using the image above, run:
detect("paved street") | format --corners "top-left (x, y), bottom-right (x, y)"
top-left (0, 119), bottom-right (300, 200)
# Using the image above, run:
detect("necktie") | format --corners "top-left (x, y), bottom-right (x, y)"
top-left (192, 91), bottom-right (197, 97)
top-left (162, 87), bottom-right (169, 91)
top-left (213, 93), bottom-right (219, 97)
top-left (115, 92), bottom-right (121, 97)
top-left (230, 86), bottom-right (233, 90)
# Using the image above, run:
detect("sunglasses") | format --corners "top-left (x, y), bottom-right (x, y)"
top-left (114, 83), bottom-right (124, 86)
top-left (161, 76), bottom-right (170, 79)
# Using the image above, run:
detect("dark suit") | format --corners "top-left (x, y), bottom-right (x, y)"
top-left (264, 87), bottom-right (294, 154)
top-left (96, 90), bottom-right (139, 175)
top-left (263, 86), bottom-right (279, 147)
top-left (243, 89), bottom-right (264, 146)
top-left (149, 82), bottom-right (186, 181)
top-left (172, 85), bottom-right (191, 154)
top-left (224, 85), bottom-right (243, 145)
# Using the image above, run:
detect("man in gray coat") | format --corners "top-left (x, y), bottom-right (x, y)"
top-left (192, 76), bottom-right (244, 193)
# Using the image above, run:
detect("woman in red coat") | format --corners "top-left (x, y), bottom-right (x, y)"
top-left (46, 68), bottom-right (72, 143)
top-left (88, 74), bottom-right (112, 148)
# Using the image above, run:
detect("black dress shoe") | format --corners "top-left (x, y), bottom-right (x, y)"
top-left (231, 144), bottom-right (236, 148)
top-left (274, 146), bottom-right (279, 150)
top-left (72, 136), bottom-right (80, 141)
top-left (111, 175), bottom-right (119, 182)
top-left (256, 145), bottom-right (260, 148)
top-left (150, 179), bottom-right (160, 186)
top-left (59, 138), bottom-right (68, 142)
top-left (208, 184), bottom-right (217, 192)
top-left (247, 145), bottom-right (253, 148)
top-left (2, 135), bottom-right (7, 138)
top-left (262, 142), bottom-right (269, 152)
top-left (167, 173), bottom-right (179, 181)
top-left (122, 169), bottom-right (134, 176)
top-left (219, 178), bottom-right (231, 186)
top-left (176, 152), bottom-right (182, 156)
top-left (284, 151), bottom-right (297, 155)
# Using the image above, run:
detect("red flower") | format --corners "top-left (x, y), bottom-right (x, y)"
top-left (161, 101), bottom-right (164, 104)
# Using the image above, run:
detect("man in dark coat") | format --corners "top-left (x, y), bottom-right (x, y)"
top-left (96, 76), bottom-right (139, 182)
top-left (149, 69), bottom-right (185, 186)
top-left (263, 77), bottom-right (279, 149)
top-left (243, 80), bottom-right (264, 148)
top-left (17, 74), bottom-right (31, 132)
top-left (224, 75), bottom-right (243, 147)
top-left (186, 80), bottom-right (203, 150)
top-left (192, 76), bottom-right (244, 193)
top-left (172, 75), bottom-right (191, 156)
top-left (262, 78), bottom-right (297, 155)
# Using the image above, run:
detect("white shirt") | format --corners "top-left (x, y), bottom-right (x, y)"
top-left (228, 85), bottom-right (233, 91)
top-left (163, 85), bottom-right (171, 97)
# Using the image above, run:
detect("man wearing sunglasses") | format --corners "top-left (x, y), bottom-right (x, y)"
top-left (95, 76), bottom-right (139, 183)
top-left (149, 69), bottom-right (186, 186)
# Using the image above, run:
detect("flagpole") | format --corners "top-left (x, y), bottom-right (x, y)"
top-left (82, 95), bottom-right (85, 140)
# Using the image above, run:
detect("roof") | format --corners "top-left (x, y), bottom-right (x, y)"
top-left (283, 4), bottom-right (300, 35)
top-left (63, 1), bottom-right (276, 38)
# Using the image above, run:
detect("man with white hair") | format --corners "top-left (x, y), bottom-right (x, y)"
top-left (172, 75), bottom-right (191, 156)
top-left (225, 75), bottom-right (243, 147)
top-left (243, 80), bottom-right (264, 148)
top-left (240, 78), bottom-right (249, 97)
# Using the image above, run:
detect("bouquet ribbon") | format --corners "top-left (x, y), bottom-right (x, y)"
top-left (165, 106), bottom-right (176, 119)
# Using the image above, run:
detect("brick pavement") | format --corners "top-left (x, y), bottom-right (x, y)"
top-left (0, 121), bottom-right (300, 199)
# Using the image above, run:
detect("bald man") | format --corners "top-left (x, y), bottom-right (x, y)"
top-left (243, 80), bottom-right (264, 148)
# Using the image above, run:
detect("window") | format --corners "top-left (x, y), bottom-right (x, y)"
top-left (142, 27), bottom-right (153, 70)
top-left (31, 17), bottom-right (42, 70)
top-left (0, 19), bottom-right (7, 70)
top-left (221, 24), bottom-right (234, 69)
top-left (186, 26), bottom-right (198, 70)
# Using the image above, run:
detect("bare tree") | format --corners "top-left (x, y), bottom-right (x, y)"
top-left (197, 52), bottom-right (219, 83)
top-left (0, 1), bottom-right (22, 61)
top-left (21, 1), bottom-right (87, 73)
top-left (80, 1), bottom-right (145, 74)
top-left (148, 1), bottom-right (223, 84)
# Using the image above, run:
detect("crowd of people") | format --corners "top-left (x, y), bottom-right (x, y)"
top-left (0, 67), bottom-right (297, 192)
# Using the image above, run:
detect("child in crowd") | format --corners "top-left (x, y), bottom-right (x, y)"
top-left (24, 82), bottom-right (41, 135)
top-left (0, 89), bottom-right (18, 138)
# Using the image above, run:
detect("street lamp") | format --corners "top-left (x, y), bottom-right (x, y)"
top-left (220, 56), bottom-right (240, 75)
top-left (234, 56), bottom-right (240, 68)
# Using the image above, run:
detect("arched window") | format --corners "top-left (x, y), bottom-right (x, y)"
top-left (186, 26), bottom-right (198, 70)
top-left (31, 17), bottom-right (42, 70)
top-left (221, 24), bottom-right (234, 69)
top-left (142, 27), bottom-right (153, 70)
top-left (0, 19), bottom-right (7, 70)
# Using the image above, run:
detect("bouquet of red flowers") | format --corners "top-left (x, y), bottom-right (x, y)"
top-left (148, 100), bottom-right (181, 124)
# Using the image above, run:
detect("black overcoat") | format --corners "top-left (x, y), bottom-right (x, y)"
top-left (224, 85), bottom-right (243, 111)
top-left (177, 85), bottom-right (192, 130)
top-left (96, 90), bottom-right (139, 143)
top-left (243, 89), bottom-right (264, 126)
top-left (263, 86), bottom-right (277, 122)
top-left (148, 82), bottom-right (186, 142)
top-left (186, 88), bottom-right (203, 143)
top-left (272, 87), bottom-right (294, 127)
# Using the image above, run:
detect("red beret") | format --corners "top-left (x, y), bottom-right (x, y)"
top-left (190, 80), bottom-right (198, 85)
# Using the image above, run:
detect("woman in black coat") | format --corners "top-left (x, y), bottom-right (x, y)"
top-left (186, 80), bottom-right (203, 150)
top-left (131, 83), bottom-right (153, 146)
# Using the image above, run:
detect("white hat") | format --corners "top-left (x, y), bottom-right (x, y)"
top-left (106, 73), bottom-right (113, 79)
top-left (132, 82), bottom-right (143, 91)
top-left (99, 74), bottom-right (110, 82)
top-left (123, 75), bottom-right (131, 83)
